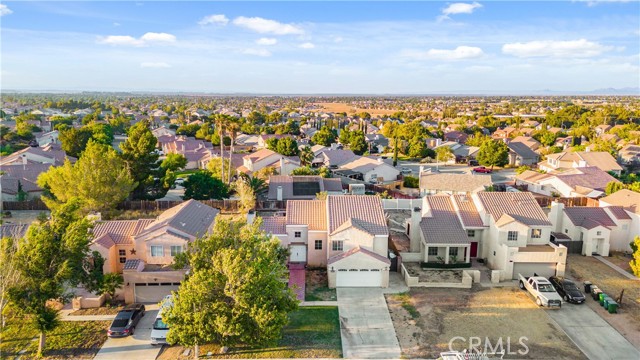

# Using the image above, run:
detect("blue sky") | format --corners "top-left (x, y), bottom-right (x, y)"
top-left (1, 1), bottom-right (639, 93)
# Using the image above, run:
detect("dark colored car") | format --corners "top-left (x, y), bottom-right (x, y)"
top-left (472, 166), bottom-right (493, 173)
top-left (549, 276), bottom-right (586, 304)
top-left (108, 303), bottom-right (146, 337)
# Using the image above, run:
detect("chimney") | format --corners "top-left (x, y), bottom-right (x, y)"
top-left (277, 186), bottom-right (283, 201)
top-left (22, 154), bottom-right (27, 165)
top-left (549, 201), bottom-right (564, 233)
top-left (409, 206), bottom-right (422, 252)
top-left (279, 157), bottom-right (285, 174)
top-left (181, 143), bottom-right (185, 152)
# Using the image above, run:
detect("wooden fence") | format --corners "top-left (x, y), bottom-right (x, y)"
top-left (534, 196), bottom-right (599, 208)
top-left (2, 199), bottom-right (49, 211)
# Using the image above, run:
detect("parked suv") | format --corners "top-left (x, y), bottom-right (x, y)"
top-left (108, 303), bottom-right (146, 337)
top-left (549, 276), bottom-right (585, 304)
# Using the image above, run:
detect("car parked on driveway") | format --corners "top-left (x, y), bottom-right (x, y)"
top-left (472, 166), bottom-right (493, 173)
top-left (549, 276), bottom-right (585, 304)
top-left (108, 303), bottom-right (146, 337)
top-left (518, 274), bottom-right (562, 308)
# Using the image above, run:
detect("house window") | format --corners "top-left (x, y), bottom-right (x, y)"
top-left (150, 246), bottom-right (164, 257)
top-left (314, 240), bottom-right (322, 250)
top-left (119, 249), bottom-right (126, 256)
top-left (294, 231), bottom-right (301, 238)
top-left (507, 231), bottom-right (518, 241)
top-left (332, 240), bottom-right (344, 251)
top-left (531, 229), bottom-right (542, 239)
top-left (467, 230), bottom-right (475, 237)
top-left (596, 231), bottom-right (602, 236)
top-left (170, 246), bottom-right (183, 256)
top-left (449, 248), bottom-right (459, 256)
top-left (119, 257), bottom-right (126, 264)
top-left (428, 247), bottom-right (438, 256)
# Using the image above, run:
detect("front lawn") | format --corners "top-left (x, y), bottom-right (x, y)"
top-left (305, 269), bottom-right (337, 301)
top-left (158, 306), bottom-right (342, 359)
top-left (0, 318), bottom-right (110, 359)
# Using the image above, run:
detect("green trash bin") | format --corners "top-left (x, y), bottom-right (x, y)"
top-left (599, 293), bottom-right (607, 306)
top-left (607, 300), bottom-right (619, 314)
top-left (604, 297), bottom-right (612, 310)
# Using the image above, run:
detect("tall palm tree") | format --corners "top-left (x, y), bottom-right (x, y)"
top-left (213, 114), bottom-right (228, 183)
top-left (239, 173), bottom-right (268, 196)
top-left (226, 118), bottom-right (241, 184)
top-left (299, 146), bottom-right (314, 167)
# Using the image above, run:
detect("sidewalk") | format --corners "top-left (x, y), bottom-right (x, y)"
top-left (594, 256), bottom-right (639, 281)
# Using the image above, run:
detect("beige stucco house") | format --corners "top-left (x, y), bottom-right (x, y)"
top-left (260, 195), bottom-right (391, 288)
top-left (90, 200), bottom-right (219, 303)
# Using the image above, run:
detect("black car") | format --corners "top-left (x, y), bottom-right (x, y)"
top-left (108, 303), bottom-right (146, 337)
top-left (549, 276), bottom-right (585, 304)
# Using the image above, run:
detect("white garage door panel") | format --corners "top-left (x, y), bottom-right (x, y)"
top-left (135, 284), bottom-right (179, 303)
top-left (336, 270), bottom-right (382, 287)
top-left (512, 263), bottom-right (556, 280)
top-left (290, 245), bottom-right (307, 262)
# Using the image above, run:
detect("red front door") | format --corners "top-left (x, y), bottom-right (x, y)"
top-left (470, 242), bottom-right (478, 258)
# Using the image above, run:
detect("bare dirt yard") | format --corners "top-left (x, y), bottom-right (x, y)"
top-left (305, 268), bottom-right (337, 301)
top-left (386, 287), bottom-right (583, 359)
top-left (566, 254), bottom-right (640, 349)
top-left (403, 264), bottom-right (463, 283)
top-left (314, 102), bottom-right (397, 117)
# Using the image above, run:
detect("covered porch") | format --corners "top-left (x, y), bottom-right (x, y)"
top-left (421, 242), bottom-right (471, 265)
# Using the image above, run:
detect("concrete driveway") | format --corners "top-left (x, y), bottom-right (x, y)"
top-left (337, 288), bottom-right (401, 359)
top-left (547, 304), bottom-right (640, 360)
top-left (94, 306), bottom-right (161, 360)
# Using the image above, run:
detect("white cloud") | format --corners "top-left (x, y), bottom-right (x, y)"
top-left (574, 0), bottom-right (632, 6)
top-left (502, 39), bottom-right (613, 58)
top-left (256, 37), bottom-right (277, 46)
top-left (242, 48), bottom-right (272, 57)
top-left (441, 2), bottom-right (482, 18)
top-left (198, 14), bottom-right (229, 26)
top-left (333, 36), bottom-right (344, 43)
top-left (0, 4), bottom-right (13, 16)
top-left (97, 32), bottom-right (176, 46)
top-left (299, 42), bottom-right (315, 49)
top-left (402, 46), bottom-right (485, 60)
top-left (113, 22), bottom-right (121, 27)
top-left (140, 62), bottom-right (171, 68)
top-left (232, 16), bottom-right (304, 35)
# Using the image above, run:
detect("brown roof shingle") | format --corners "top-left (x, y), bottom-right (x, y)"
top-left (476, 192), bottom-right (551, 226)
top-left (328, 195), bottom-right (388, 235)
top-left (286, 200), bottom-right (327, 231)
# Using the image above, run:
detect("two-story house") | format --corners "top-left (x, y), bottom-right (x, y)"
top-left (539, 151), bottom-right (623, 176)
top-left (237, 148), bottom-right (299, 175)
top-left (90, 200), bottom-right (219, 303)
top-left (599, 189), bottom-right (640, 252)
top-left (267, 175), bottom-right (344, 201)
top-left (260, 195), bottom-right (391, 288)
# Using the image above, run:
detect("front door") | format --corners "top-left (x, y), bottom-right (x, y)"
top-left (470, 242), bottom-right (478, 258)
top-left (290, 245), bottom-right (307, 263)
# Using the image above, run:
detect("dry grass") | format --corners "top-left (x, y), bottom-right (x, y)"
top-left (69, 305), bottom-right (124, 316)
top-left (387, 287), bottom-right (583, 359)
top-left (566, 254), bottom-right (640, 346)
top-left (305, 269), bottom-right (337, 301)
top-left (314, 102), bottom-right (397, 116)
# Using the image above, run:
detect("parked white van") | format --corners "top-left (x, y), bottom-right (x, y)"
top-left (150, 295), bottom-right (173, 345)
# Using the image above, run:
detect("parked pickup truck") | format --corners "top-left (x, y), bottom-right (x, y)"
top-left (518, 274), bottom-right (562, 308)
top-left (472, 166), bottom-right (493, 173)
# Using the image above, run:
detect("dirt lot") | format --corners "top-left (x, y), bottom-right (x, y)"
top-left (566, 254), bottom-right (640, 349)
top-left (386, 287), bottom-right (583, 359)
top-left (403, 264), bottom-right (463, 283)
top-left (305, 269), bottom-right (337, 301)
top-left (70, 305), bottom-right (124, 316)
top-left (314, 102), bottom-right (397, 117)
top-left (606, 251), bottom-right (634, 274)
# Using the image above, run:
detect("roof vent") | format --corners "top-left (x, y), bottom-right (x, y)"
top-left (180, 222), bottom-right (186, 227)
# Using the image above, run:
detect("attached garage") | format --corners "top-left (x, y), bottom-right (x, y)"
top-left (134, 283), bottom-right (180, 303)
top-left (512, 263), bottom-right (556, 280)
top-left (289, 244), bottom-right (307, 263)
top-left (336, 269), bottom-right (382, 287)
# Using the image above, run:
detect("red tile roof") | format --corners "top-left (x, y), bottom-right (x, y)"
top-left (328, 195), bottom-right (388, 235)
top-left (476, 192), bottom-right (551, 226)
top-left (421, 196), bottom-right (471, 245)
top-left (451, 194), bottom-right (484, 227)
top-left (564, 207), bottom-right (616, 230)
top-left (286, 200), bottom-right (327, 231)
top-left (327, 246), bottom-right (391, 265)
top-left (260, 216), bottom-right (287, 234)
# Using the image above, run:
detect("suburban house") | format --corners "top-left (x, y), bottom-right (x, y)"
top-left (235, 134), bottom-right (260, 151)
top-left (506, 141), bottom-right (539, 166)
top-left (158, 135), bottom-right (214, 169)
top-left (89, 200), bottom-right (219, 303)
top-left (267, 175), bottom-right (344, 201)
top-left (618, 144), bottom-right (640, 165)
top-left (516, 167), bottom-right (619, 198)
top-left (405, 192), bottom-right (566, 280)
top-left (599, 189), bottom-right (640, 251)
top-left (237, 148), bottom-right (299, 176)
top-left (312, 149), bottom-right (357, 168)
top-left (36, 130), bottom-right (60, 147)
top-left (443, 131), bottom-right (468, 144)
top-left (509, 136), bottom-right (541, 152)
top-left (364, 134), bottom-right (389, 153)
top-left (419, 172), bottom-right (493, 196)
top-left (538, 151), bottom-right (623, 175)
top-left (333, 156), bottom-right (400, 183)
top-left (0, 163), bottom-right (51, 200)
top-left (0, 143), bottom-right (75, 166)
top-left (260, 195), bottom-right (391, 288)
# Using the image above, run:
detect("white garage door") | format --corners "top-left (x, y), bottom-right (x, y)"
top-left (336, 269), bottom-right (382, 287)
top-left (290, 245), bottom-right (307, 263)
top-left (134, 283), bottom-right (180, 303)
top-left (512, 263), bottom-right (556, 280)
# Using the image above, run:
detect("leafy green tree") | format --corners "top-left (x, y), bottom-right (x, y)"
top-left (38, 141), bottom-right (136, 215)
top-left (403, 176), bottom-right (419, 188)
top-left (339, 128), bottom-right (352, 145)
top-left (299, 146), bottom-right (315, 167)
top-left (87, 123), bottom-right (114, 146)
top-left (435, 146), bottom-right (455, 164)
top-left (1, 234), bottom-right (21, 331)
top-left (516, 165), bottom-right (531, 175)
top-left (291, 166), bottom-right (331, 178)
top-left (235, 179), bottom-right (256, 213)
top-left (99, 273), bottom-right (124, 305)
top-left (465, 133), bottom-right (491, 147)
top-left (109, 115), bottom-right (131, 134)
top-left (605, 181), bottom-right (625, 195)
top-left (59, 127), bottom-right (93, 158)
top-left (630, 236), bottom-right (640, 277)
top-left (8, 200), bottom-right (94, 357)
top-left (176, 124), bottom-right (201, 137)
top-left (206, 157), bottom-right (235, 181)
top-left (162, 153), bottom-right (188, 172)
top-left (164, 220), bottom-right (298, 357)
top-left (477, 139), bottom-right (509, 169)
top-left (311, 126), bottom-right (336, 147)
top-left (273, 137), bottom-right (299, 156)
top-left (349, 130), bottom-right (367, 155)
top-left (120, 121), bottom-right (161, 199)
top-left (183, 171), bottom-right (229, 200)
